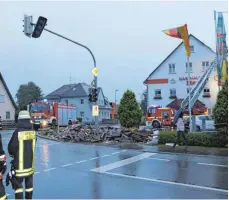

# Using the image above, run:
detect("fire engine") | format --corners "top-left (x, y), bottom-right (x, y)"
top-left (28, 101), bottom-right (77, 130)
top-left (145, 105), bottom-right (175, 128)
top-left (145, 104), bottom-right (207, 128)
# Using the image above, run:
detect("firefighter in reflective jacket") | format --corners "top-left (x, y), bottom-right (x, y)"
top-left (6, 111), bottom-right (36, 199)
top-left (0, 132), bottom-right (7, 200)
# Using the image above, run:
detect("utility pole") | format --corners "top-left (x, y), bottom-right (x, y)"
top-left (115, 89), bottom-right (118, 104)
top-left (23, 15), bottom-right (99, 127)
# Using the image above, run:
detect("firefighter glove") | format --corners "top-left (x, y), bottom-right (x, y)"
top-left (0, 155), bottom-right (6, 175)
top-left (6, 168), bottom-right (16, 187)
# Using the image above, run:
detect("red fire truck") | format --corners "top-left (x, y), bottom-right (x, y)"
top-left (145, 105), bottom-right (175, 128)
top-left (28, 101), bottom-right (77, 130)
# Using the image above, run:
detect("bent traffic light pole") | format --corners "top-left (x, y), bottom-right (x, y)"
top-left (31, 22), bottom-right (99, 127)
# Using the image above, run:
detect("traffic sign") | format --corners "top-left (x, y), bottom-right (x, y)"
top-left (92, 105), bottom-right (99, 116)
top-left (92, 68), bottom-right (99, 76)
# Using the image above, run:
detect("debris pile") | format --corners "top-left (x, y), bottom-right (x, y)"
top-left (39, 124), bottom-right (152, 144)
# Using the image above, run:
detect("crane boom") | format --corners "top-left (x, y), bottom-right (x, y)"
top-left (181, 58), bottom-right (216, 109)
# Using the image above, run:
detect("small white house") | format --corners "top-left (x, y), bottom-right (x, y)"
top-left (144, 34), bottom-right (218, 114)
top-left (0, 73), bottom-right (17, 120)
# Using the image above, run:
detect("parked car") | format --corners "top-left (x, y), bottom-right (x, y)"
top-left (183, 115), bottom-right (215, 132)
top-left (196, 115), bottom-right (215, 131)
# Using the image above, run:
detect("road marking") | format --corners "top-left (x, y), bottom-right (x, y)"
top-left (44, 167), bottom-right (56, 172)
top-left (198, 163), bottom-right (228, 167)
top-left (147, 158), bottom-right (170, 162)
top-left (91, 152), bottom-right (155, 173)
top-left (34, 172), bottom-right (40, 174)
top-left (101, 154), bottom-right (109, 158)
top-left (103, 172), bottom-right (228, 193)
top-left (89, 157), bottom-right (100, 160)
top-left (61, 163), bottom-right (73, 167)
top-left (112, 151), bottom-right (121, 155)
top-left (75, 160), bottom-right (87, 164)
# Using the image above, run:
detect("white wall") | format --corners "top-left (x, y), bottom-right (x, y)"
top-left (0, 79), bottom-right (15, 120)
top-left (147, 35), bottom-right (217, 109)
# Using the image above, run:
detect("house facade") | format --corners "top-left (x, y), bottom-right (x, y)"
top-left (0, 73), bottom-right (17, 120)
top-left (45, 83), bottom-right (111, 123)
top-left (144, 35), bottom-right (218, 114)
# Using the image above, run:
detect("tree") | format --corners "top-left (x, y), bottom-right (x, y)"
top-left (140, 89), bottom-right (147, 115)
top-left (213, 80), bottom-right (228, 136)
top-left (16, 82), bottom-right (43, 110)
top-left (118, 90), bottom-right (142, 128)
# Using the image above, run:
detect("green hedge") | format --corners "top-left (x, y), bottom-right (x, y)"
top-left (158, 131), bottom-right (227, 148)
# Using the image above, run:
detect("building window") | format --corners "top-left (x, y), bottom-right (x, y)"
top-left (80, 112), bottom-right (84, 118)
top-left (0, 95), bottom-right (4, 103)
top-left (6, 112), bottom-right (10, 119)
top-left (169, 64), bottom-right (176, 73)
top-left (202, 61), bottom-right (209, 71)
top-left (203, 88), bottom-right (210, 97)
top-left (187, 88), bottom-right (190, 94)
top-left (169, 89), bottom-right (176, 98)
top-left (186, 62), bottom-right (193, 72)
top-left (80, 99), bottom-right (84, 104)
top-left (190, 45), bottom-right (194, 53)
top-left (154, 89), bottom-right (161, 99)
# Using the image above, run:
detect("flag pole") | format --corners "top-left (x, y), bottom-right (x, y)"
top-left (187, 56), bottom-right (192, 132)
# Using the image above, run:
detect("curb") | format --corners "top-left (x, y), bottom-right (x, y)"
top-left (36, 134), bottom-right (228, 158)
top-left (140, 149), bottom-right (228, 158)
top-left (36, 133), bottom-right (59, 142)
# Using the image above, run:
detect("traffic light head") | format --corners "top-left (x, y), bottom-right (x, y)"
top-left (92, 88), bottom-right (98, 102)
top-left (23, 15), bottom-right (33, 37)
top-left (89, 94), bottom-right (93, 102)
top-left (32, 16), bottom-right (47, 38)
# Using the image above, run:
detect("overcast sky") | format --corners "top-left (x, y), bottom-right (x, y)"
top-left (0, 1), bottom-right (228, 103)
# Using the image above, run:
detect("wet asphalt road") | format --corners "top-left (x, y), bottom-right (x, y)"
top-left (1, 130), bottom-right (228, 199)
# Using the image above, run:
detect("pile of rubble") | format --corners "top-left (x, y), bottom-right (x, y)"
top-left (39, 124), bottom-right (152, 144)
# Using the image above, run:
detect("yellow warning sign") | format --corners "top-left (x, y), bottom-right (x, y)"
top-left (92, 105), bottom-right (99, 116)
top-left (92, 68), bottom-right (99, 76)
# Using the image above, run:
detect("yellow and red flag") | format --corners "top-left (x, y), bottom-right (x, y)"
top-left (163, 24), bottom-right (191, 57)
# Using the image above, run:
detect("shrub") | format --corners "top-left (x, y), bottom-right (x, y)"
top-left (213, 80), bottom-right (228, 137)
top-left (158, 131), bottom-right (176, 144)
top-left (77, 117), bottom-right (82, 123)
top-left (158, 131), bottom-right (227, 147)
top-left (118, 90), bottom-right (142, 128)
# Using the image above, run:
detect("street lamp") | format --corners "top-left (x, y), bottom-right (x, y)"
top-left (115, 90), bottom-right (118, 104)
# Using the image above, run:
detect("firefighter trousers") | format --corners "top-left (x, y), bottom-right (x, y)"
top-left (0, 179), bottom-right (7, 200)
top-left (13, 175), bottom-right (33, 199)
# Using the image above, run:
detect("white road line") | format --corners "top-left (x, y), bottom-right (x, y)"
top-left (89, 157), bottom-right (100, 160)
top-left (121, 150), bottom-right (127, 152)
top-left (198, 163), bottom-right (228, 167)
top-left (91, 152), bottom-right (156, 173)
top-left (112, 152), bottom-right (121, 155)
top-left (103, 172), bottom-right (228, 193)
top-left (75, 160), bottom-right (87, 164)
top-left (61, 163), bottom-right (73, 167)
top-left (44, 167), bottom-right (56, 172)
top-left (147, 158), bottom-right (170, 162)
top-left (34, 172), bottom-right (40, 174)
top-left (101, 154), bottom-right (109, 158)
